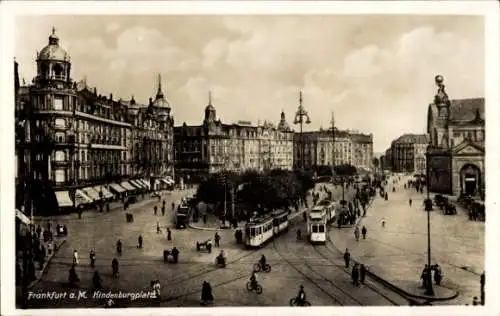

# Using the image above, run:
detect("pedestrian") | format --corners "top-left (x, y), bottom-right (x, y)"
top-left (161, 205), bottom-right (165, 216)
top-left (171, 247), bottom-right (179, 263)
top-left (352, 263), bottom-right (360, 286)
top-left (360, 264), bottom-right (366, 284)
top-left (156, 221), bottom-right (161, 234)
top-left (480, 272), bottom-right (485, 305)
top-left (167, 228), bottom-right (172, 241)
top-left (154, 206), bottom-right (158, 215)
top-left (171, 202), bottom-right (175, 212)
top-left (73, 249), bottom-right (79, 266)
top-left (421, 265), bottom-right (428, 288)
top-left (434, 264), bottom-right (442, 286)
top-left (361, 226), bottom-right (367, 239)
top-left (344, 248), bottom-right (351, 268)
top-left (138, 235), bottom-right (143, 248)
top-left (214, 232), bottom-right (220, 248)
top-left (472, 297), bottom-right (480, 305)
top-left (89, 249), bottom-right (96, 268)
top-left (354, 226), bottom-right (360, 241)
top-left (116, 239), bottom-right (122, 256)
top-left (409, 198), bottom-right (412, 207)
top-left (381, 219), bottom-right (386, 228)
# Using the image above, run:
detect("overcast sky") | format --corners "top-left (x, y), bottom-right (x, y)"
top-left (14, 15), bottom-right (484, 152)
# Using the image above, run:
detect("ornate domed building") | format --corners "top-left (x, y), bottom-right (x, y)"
top-left (15, 28), bottom-right (176, 215)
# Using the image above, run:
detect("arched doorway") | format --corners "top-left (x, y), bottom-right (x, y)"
top-left (460, 164), bottom-right (481, 196)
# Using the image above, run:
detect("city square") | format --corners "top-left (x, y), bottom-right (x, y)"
top-left (9, 11), bottom-right (488, 311)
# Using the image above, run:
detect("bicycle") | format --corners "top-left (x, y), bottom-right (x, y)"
top-left (289, 297), bottom-right (311, 306)
top-left (253, 262), bottom-right (271, 273)
top-left (246, 281), bottom-right (263, 294)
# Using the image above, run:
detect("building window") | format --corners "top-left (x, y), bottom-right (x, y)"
top-left (55, 118), bottom-right (66, 128)
top-left (55, 170), bottom-right (65, 183)
top-left (55, 150), bottom-right (65, 161)
top-left (53, 97), bottom-right (63, 111)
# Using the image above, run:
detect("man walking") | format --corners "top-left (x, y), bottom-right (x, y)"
top-left (351, 263), bottom-right (360, 287)
top-left (214, 232), bottom-right (221, 248)
top-left (360, 264), bottom-right (366, 285)
top-left (361, 226), bottom-right (367, 239)
top-left (344, 248), bottom-right (351, 268)
top-left (354, 226), bottom-right (360, 242)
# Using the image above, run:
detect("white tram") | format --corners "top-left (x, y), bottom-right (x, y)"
top-left (244, 209), bottom-right (289, 248)
top-left (307, 200), bottom-right (336, 243)
top-left (272, 209), bottom-right (289, 235)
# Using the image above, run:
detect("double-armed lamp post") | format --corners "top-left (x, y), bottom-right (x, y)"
top-left (293, 91), bottom-right (311, 170)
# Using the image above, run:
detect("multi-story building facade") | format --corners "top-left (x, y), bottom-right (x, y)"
top-left (383, 147), bottom-right (393, 171)
top-left (174, 95), bottom-right (294, 177)
top-left (15, 28), bottom-right (174, 215)
top-left (390, 134), bottom-right (429, 174)
top-left (294, 128), bottom-right (373, 171)
top-left (427, 75), bottom-right (484, 197)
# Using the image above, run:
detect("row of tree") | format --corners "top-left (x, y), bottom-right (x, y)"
top-left (312, 164), bottom-right (359, 177)
top-left (196, 169), bottom-right (316, 216)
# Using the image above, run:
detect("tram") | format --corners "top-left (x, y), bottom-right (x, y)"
top-left (307, 199), bottom-right (336, 244)
top-left (244, 209), bottom-right (290, 248)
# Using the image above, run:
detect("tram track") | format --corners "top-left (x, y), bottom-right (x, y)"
top-left (312, 239), bottom-right (403, 305)
top-left (272, 231), bottom-right (366, 306)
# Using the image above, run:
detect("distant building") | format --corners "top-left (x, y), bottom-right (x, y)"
top-left (383, 147), bottom-right (393, 171)
top-left (390, 134), bottom-right (429, 174)
top-left (294, 128), bottom-right (374, 172)
top-left (15, 28), bottom-right (174, 215)
top-left (174, 93), bottom-right (294, 177)
top-left (426, 75), bottom-right (484, 197)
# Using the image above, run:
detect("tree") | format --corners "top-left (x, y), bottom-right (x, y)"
top-left (313, 165), bottom-right (333, 177)
top-left (333, 164), bottom-right (357, 177)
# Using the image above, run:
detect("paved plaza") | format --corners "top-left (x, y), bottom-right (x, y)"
top-left (20, 176), bottom-right (483, 308)
top-left (329, 175), bottom-right (484, 305)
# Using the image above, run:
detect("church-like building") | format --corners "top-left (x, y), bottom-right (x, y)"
top-left (427, 75), bottom-right (485, 198)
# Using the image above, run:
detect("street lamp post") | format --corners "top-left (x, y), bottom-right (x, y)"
top-left (293, 90), bottom-right (311, 170)
top-left (425, 143), bottom-right (434, 296)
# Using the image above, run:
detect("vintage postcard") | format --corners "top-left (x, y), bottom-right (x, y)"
top-left (1, 1), bottom-right (499, 316)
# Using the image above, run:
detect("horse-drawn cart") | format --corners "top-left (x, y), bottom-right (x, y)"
top-left (196, 239), bottom-right (212, 253)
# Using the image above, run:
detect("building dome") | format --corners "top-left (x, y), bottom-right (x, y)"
top-left (205, 104), bottom-right (215, 112)
top-left (277, 110), bottom-right (291, 132)
top-left (38, 27), bottom-right (70, 62)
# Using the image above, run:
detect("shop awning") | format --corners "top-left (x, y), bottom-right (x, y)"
top-left (120, 181), bottom-right (136, 191)
top-left (16, 209), bottom-right (31, 225)
top-left (109, 183), bottom-right (126, 193)
top-left (55, 191), bottom-right (74, 208)
top-left (165, 176), bottom-right (175, 184)
top-left (94, 185), bottom-right (114, 199)
top-left (140, 179), bottom-right (151, 189)
top-left (75, 189), bottom-right (93, 206)
top-left (82, 187), bottom-right (101, 201)
top-left (130, 180), bottom-right (145, 189)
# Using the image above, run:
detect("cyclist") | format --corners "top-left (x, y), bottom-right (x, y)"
top-left (296, 285), bottom-right (306, 306)
top-left (250, 271), bottom-right (258, 289)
